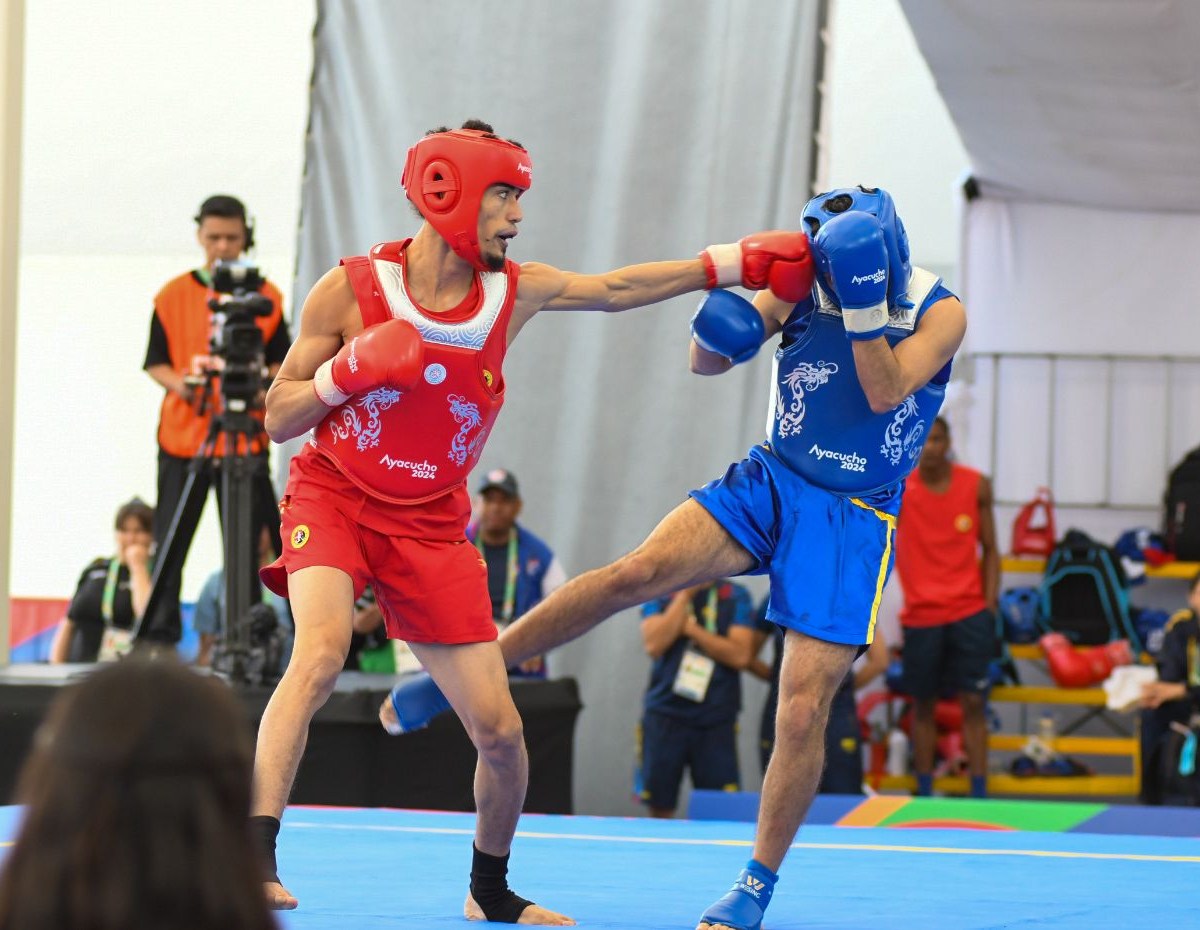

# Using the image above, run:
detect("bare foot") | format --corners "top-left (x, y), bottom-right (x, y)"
top-left (378, 695), bottom-right (401, 734)
top-left (464, 892), bottom-right (576, 925)
top-left (265, 880), bottom-right (298, 910)
top-left (696, 923), bottom-right (743, 930)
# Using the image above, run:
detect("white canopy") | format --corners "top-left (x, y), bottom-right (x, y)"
top-left (900, 0), bottom-right (1200, 509)
top-left (901, 0), bottom-right (1200, 211)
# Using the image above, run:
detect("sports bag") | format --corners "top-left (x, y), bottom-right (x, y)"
top-left (1011, 487), bottom-right (1056, 557)
top-left (1164, 447), bottom-right (1200, 560)
top-left (1039, 529), bottom-right (1141, 651)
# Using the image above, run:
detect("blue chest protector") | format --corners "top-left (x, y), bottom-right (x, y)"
top-left (767, 266), bottom-right (955, 496)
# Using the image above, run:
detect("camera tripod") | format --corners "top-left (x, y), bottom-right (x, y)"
top-left (135, 397), bottom-right (282, 686)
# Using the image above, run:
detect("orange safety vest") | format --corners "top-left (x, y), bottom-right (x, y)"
top-left (152, 271), bottom-right (284, 457)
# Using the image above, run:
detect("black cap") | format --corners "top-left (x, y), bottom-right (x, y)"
top-left (477, 468), bottom-right (519, 498)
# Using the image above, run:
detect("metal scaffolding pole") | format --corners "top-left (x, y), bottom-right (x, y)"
top-left (0, 0), bottom-right (26, 667)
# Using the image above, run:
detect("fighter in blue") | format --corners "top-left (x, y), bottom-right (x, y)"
top-left (383, 186), bottom-right (967, 930)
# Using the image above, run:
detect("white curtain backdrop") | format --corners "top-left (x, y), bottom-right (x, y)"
top-left (292, 0), bottom-right (823, 815)
top-left (956, 196), bottom-right (1200, 525)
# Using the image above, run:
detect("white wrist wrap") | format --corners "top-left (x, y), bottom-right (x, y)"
top-left (704, 242), bottom-right (743, 288)
top-left (313, 358), bottom-right (351, 407)
top-left (842, 303), bottom-right (889, 337)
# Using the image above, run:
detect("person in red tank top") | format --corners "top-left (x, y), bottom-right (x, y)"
top-left (895, 416), bottom-right (1000, 798)
top-left (249, 119), bottom-right (813, 922)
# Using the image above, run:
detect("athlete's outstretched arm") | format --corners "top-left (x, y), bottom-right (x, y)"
top-left (850, 296), bottom-right (965, 412)
top-left (508, 232), bottom-right (812, 339)
top-left (515, 258), bottom-right (707, 317)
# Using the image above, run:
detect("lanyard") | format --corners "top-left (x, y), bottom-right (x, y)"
top-left (475, 530), bottom-right (519, 624)
top-left (690, 585), bottom-right (719, 633)
top-left (101, 557), bottom-right (121, 627)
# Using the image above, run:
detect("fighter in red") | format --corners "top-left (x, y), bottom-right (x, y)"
top-left (251, 119), bottom-right (813, 923)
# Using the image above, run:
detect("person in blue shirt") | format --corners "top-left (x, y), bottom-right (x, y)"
top-left (194, 527), bottom-right (294, 677)
top-left (465, 469), bottom-right (567, 678)
top-left (638, 580), bottom-right (755, 817)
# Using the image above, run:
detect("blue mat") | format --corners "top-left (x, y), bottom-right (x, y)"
top-left (4, 804), bottom-right (1198, 928)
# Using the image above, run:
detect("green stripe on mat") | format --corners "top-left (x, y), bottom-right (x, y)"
top-left (879, 797), bottom-right (1106, 832)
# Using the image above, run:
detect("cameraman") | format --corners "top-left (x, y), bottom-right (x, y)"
top-left (142, 195), bottom-right (291, 639)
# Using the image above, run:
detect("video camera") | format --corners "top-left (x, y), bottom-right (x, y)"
top-left (207, 260), bottom-right (273, 407)
top-left (211, 600), bottom-right (289, 686)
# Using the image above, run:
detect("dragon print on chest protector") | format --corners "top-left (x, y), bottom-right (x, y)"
top-left (767, 266), bottom-right (948, 496)
top-left (310, 240), bottom-right (517, 504)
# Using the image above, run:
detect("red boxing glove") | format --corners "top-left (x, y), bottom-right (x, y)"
top-left (1080, 639), bottom-right (1134, 680)
top-left (313, 318), bottom-right (424, 407)
top-left (701, 231), bottom-right (815, 303)
top-left (1041, 633), bottom-right (1135, 689)
top-left (1040, 633), bottom-right (1095, 689)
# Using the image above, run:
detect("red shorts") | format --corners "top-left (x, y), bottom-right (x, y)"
top-left (260, 449), bottom-right (496, 645)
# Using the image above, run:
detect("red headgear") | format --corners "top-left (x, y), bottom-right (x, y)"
top-left (401, 129), bottom-right (533, 271)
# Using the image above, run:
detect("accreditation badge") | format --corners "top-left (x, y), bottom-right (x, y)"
top-left (672, 647), bottom-right (716, 703)
top-left (98, 627), bottom-right (135, 663)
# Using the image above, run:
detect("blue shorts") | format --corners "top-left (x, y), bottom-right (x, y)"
top-left (690, 444), bottom-right (899, 646)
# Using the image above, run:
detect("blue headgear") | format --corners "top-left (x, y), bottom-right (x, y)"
top-left (801, 185), bottom-right (911, 309)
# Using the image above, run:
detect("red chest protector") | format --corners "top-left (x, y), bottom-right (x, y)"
top-left (309, 239), bottom-right (518, 503)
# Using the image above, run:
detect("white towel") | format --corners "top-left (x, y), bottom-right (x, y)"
top-left (1102, 665), bottom-right (1158, 712)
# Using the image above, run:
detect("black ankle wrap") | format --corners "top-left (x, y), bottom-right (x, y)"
top-left (250, 815), bottom-right (282, 884)
top-left (470, 844), bottom-right (533, 923)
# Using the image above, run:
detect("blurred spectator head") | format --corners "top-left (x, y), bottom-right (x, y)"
top-left (917, 415), bottom-right (951, 468)
top-left (477, 468), bottom-right (522, 541)
top-left (477, 468), bottom-right (520, 500)
top-left (114, 496), bottom-right (154, 533)
top-left (0, 657), bottom-right (275, 930)
top-left (113, 497), bottom-right (154, 567)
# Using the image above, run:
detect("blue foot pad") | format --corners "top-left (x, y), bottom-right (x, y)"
top-left (698, 864), bottom-right (776, 930)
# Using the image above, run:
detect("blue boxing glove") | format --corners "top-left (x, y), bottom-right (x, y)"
top-left (690, 289), bottom-right (766, 364)
top-left (382, 672), bottom-right (452, 735)
top-left (813, 211), bottom-right (890, 340)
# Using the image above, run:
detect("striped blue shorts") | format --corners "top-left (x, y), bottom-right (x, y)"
top-left (690, 444), bottom-right (900, 646)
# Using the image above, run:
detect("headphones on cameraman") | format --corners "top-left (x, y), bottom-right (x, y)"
top-left (195, 194), bottom-right (255, 253)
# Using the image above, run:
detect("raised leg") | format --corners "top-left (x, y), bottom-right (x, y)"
top-left (500, 500), bottom-right (754, 667)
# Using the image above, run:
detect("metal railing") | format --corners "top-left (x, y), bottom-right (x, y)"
top-left (971, 352), bottom-right (1200, 510)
